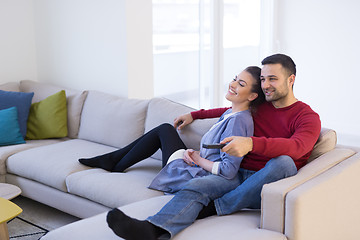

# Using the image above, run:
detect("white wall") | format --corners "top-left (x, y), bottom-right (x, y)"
top-left (0, 0), bottom-right (153, 99)
top-left (0, 0), bottom-right (37, 83)
top-left (34, 0), bottom-right (154, 98)
top-left (33, 0), bottom-right (128, 96)
top-left (274, 0), bottom-right (360, 146)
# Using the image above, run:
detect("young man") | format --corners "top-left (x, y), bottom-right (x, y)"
top-left (106, 54), bottom-right (321, 239)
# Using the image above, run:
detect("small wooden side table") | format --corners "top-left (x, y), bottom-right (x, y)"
top-left (0, 183), bottom-right (21, 200)
top-left (0, 197), bottom-right (22, 240)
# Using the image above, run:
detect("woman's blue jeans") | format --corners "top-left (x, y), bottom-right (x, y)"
top-left (147, 155), bottom-right (298, 237)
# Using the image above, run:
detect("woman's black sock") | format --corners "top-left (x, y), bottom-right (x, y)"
top-left (79, 153), bottom-right (120, 172)
top-left (106, 208), bottom-right (167, 240)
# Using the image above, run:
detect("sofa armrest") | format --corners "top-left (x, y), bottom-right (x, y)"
top-left (260, 148), bottom-right (355, 233)
top-left (284, 152), bottom-right (360, 240)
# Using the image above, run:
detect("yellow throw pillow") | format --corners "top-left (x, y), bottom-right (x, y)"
top-left (26, 90), bottom-right (68, 139)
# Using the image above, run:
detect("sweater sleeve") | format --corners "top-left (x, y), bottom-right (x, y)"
top-left (215, 113), bottom-right (253, 179)
top-left (191, 107), bottom-right (230, 120)
top-left (251, 110), bottom-right (321, 162)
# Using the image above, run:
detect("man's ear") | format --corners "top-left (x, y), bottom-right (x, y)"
top-left (248, 92), bottom-right (258, 102)
top-left (288, 74), bottom-right (295, 88)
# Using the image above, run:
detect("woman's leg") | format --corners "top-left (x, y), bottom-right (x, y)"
top-left (79, 123), bottom-right (186, 172)
top-left (113, 123), bottom-right (186, 172)
top-left (78, 137), bottom-right (142, 171)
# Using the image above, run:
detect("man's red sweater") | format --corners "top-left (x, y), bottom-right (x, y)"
top-left (191, 101), bottom-right (321, 171)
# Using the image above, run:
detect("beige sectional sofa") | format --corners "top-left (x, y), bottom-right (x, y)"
top-left (1, 80), bottom-right (360, 240)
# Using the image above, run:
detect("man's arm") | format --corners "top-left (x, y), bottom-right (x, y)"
top-left (251, 112), bottom-right (321, 160)
top-left (221, 136), bottom-right (253, 157)
top-left (222, 112), bottom-right (321, 164)
top-left (174, 107), bottom-right (230, 130)
top-left (191, 107), bottom-right (230, 120)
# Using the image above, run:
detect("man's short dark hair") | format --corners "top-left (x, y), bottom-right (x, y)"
top-left (261, 54), bottom-right (296, 76)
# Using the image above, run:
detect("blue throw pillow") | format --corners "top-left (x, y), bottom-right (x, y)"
top-left (0, 107), bottom-right (25, 146)
top-left (0, 90), bottom-right (34, 138)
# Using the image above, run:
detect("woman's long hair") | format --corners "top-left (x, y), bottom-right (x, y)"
top-left (244, 66), bottom-right (265, 113)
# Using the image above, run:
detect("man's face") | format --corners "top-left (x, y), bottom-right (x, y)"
top-left (260, 63), bottom-right (293, 103)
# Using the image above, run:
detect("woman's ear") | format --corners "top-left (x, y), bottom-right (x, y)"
top-left (248, 92), bottom-right (258, 102)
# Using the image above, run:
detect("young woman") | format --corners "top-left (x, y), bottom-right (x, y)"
top-left (79, 66), bottom-right (264, 194)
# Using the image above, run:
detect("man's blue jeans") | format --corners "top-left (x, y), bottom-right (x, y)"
top-left (147, 155), bottom-right (298, 237)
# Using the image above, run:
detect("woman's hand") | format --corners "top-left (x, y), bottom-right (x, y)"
top-left (183, 149), bottom-right (201, 167)
top-left (183, 149), bottom-right (195, 166)
top-left (189, 151), bottom-right (202, 166)
top-left (173, 113), bottom-right (193, 130)
top-left (184, 150), bottom-right (214, 173)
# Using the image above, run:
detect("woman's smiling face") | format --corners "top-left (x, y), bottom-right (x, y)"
top-left (225, 70), bottom-right (257, 107)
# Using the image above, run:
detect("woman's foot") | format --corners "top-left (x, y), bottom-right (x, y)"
top-left (106, 208), bottom-right (166, 240)
top-left (79, 156), bottom-right (115, 171)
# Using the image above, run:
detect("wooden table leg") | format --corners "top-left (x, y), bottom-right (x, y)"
top-left (0, 222), bottom-right (9, 240)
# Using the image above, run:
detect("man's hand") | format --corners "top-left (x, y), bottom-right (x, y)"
top-left (221, 136), bottom-right (253, 157)
top-left (173, 113), bottom-right (193, 130)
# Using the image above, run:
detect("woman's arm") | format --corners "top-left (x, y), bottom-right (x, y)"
top-left (189, 150), bottom-right (214, 172)
top-left (213, 116), bottom-right (250, 179)
top-left (192, 112), bottom-right (253, 179)
top-left (183, 149), bottom-right (214, 173)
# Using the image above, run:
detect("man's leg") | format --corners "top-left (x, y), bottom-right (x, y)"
top-left (107, 174), bottom-right (241, 239)
top-left (215, 155), bottom-right (297, 215)
top-left (147, 174), bottom-right (241, 237)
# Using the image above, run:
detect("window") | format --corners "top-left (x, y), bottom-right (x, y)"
top-left (153, 0), bottom-right (261, 109)
top-left (222, 0), bottom-right (261, 106)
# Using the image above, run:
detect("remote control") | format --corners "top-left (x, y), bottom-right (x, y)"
top-left (202, 143), bottom-right (227, 149)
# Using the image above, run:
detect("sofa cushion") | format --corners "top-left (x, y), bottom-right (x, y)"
top-left (20, 80), bottom-right (88, 138)
top-left (0, 82), bottom-right (20, 92)
top-left (78, 91), bottom-right (149, 148)
top-left (26, 90), bottom-right (68, 139)
top-left (6, 139), bottom-right (117, 191)
top-left (145, 98), bottom-right (218, 159)
top-left (0, 107), bottom-right (25, 147)
top-left (66, 159), bottom-right (163, 208)
top-left (0, 90), bottom-right (34, 138)
top-left (42, 195), bottom-right (286, 240)
top-left (0, 139), bottom-right (66, 176)
top-left (308, 128), bottom-right (337, 162)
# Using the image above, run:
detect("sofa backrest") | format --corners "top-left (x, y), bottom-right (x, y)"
top-left (78, 90), bottom-right (149, 148)
top-left (145, 98), bottom-right (219, 160)
top-left (146, 98), bottom-right (337, 162)
top-left (0, 82), bottom-right (20, 92)
top-left (20, 80), bottom-right (88, 139)
top-left (308, 128), bottom-right (337, 162)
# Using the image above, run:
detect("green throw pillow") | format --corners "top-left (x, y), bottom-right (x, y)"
top-left (26, 90), bottom-right (68, 139)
